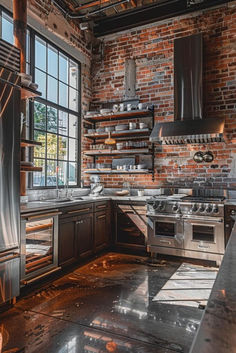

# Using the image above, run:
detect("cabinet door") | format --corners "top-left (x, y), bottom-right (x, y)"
top-left (94, 210), bottom-right (109, 253)
top-left (76, 213), bottom-right (93, 259)
top-left (59, 220), bottom-right (77, 267)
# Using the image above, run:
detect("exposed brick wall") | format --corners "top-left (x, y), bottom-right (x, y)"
top-left (82, 2), bottom-right (236, 189)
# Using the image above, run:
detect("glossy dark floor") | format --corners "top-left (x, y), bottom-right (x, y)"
top-left (0, 253), bottom-right (205, 353)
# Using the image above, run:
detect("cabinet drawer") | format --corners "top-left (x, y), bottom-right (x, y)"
top-left (60, 203), bottom-right (93, 218)
top-left (94, 201), bottom-right (110, 212)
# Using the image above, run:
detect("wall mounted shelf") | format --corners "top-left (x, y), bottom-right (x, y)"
top-left (21, 139), bottom-right (42, 148)
top-left (84, 109), bottom-right (153, 123)
top-left (84, 170), bottom-right (151, 174)
top-left (84, 128), bottom-right (150, 140)
top-left (84, 148), bottom-right (151, 156)
top-left (20, 166), bottom-right (43, 172)
top-left (21, 86), bottom-right (42, 100)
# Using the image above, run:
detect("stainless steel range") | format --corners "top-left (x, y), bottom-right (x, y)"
top-left (147, 194), bottom-right (225, 266)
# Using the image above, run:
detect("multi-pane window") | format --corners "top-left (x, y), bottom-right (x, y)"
top-left (33, 102), bottom-right (79, 187)
top-left (0, 8), bottom-right (81, 188)
top-left (33, 35), bottom-right (80, 188)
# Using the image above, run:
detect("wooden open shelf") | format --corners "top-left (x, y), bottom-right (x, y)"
top-left (84, 169), bottom-right (151, 174)
top-left (84, 148), bottom-right (150, 156)
top-left (21, 139), bottom-right (42, 147)
top-left (84, 128), bottom-right (150, 140)
top-left (21, 86), bottom-right (42, 100)
top-left (84, 109), bottom-right (153, 123)
top-left (20, 166), bottom-right (43, 172)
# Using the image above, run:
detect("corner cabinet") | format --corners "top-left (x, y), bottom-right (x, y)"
top-left (58, 201), bottom-right (111, 267)
top-left (83, 106), bottom-right (155, 181)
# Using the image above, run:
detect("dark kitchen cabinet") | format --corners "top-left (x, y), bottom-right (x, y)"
top-left (94, 209), bottom-right (110, 253)
top-left (59, 219), bottom-right (77, 267)
top-left (76, 212), bottom-right (94, 259)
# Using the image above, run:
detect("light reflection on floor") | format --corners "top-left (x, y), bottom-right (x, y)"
top-left (153, 262), bottom-right (218, 307)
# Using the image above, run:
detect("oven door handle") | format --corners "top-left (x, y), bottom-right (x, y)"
top-left (183, 215), bottom-right (223, 223)
top-left (147, 214), bottom-right (182, 220)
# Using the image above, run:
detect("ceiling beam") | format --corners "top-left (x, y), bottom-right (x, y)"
top-left (94, 0), bottom-right (234, 37)
top-left (74, 0), bottom-right (111, 11)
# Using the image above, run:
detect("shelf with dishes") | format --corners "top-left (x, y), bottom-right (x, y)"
top-left (84, 148), bottom-right (151, 156)
top-left (84, 128), bottom-right (150, 140)
top-left (84, 108), bottom-right (153, 123)
top-left (85, 170), bottom-right (151, 174)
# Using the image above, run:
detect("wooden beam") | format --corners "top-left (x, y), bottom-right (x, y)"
top-left (121, 2), bottom-right (127, 9)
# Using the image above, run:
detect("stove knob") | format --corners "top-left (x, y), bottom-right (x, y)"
top-left (158, 201), bottom-right (165, 211)
top-left (153, 201), bottom-right (159, 210)
top-left (199, 203), bottom-right (205, 213)
top-left (172, 203), bottom-right (179, 212)
top-left (212, 204), bottom-right (219, 214)
top-left (206, 204), bottom-right (213, 213)
top-left (191, 203), bottom-right (198, 213)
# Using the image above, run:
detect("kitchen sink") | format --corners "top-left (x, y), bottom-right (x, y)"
top-left (45, 198), bottom-right (75, 203)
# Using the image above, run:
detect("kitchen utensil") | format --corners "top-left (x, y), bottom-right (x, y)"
top-left (116, 143), bottom-right (123, 150)
top-left (138, 189), bottom-right (145, 196)
top-left (105, 126), bottom-right (115, 132)
top-left (137, 164), bottom-right (146, 169)
top-left (139, 122), bottom-right (148, 129)
top-left (115, 124), bottom-right (128, 131)
top-left (113, 104), bottom-right (119, 113)
top-left (88, 129), bottom-right (95, 134)
top-left (96, 127), bottom-right (105, 133)
top-left (193, 151), bottom-right (204, 163)
top-left (203, 151), bottom-right (214, 162)
top-left (119, 103), bottom-right (124, 111)
top-left (129, 122), bottom-right (137, 130)
top-left (138, 103), bottom-right (143, 110)
top-left (116, 190), bottom-right (129, 196)
top-left (105, 131), bottom-right (116, 145)
top-left (100, 108), bottom-right (112, 114)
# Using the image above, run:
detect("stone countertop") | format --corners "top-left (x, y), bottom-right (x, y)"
top-left (190, 216), bottom-right (236, 353)
top-left (20, 195), bottom-right (151, 213)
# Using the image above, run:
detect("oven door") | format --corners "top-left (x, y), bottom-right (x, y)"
top-left (183, 215), bottom-right (225, 254)
top-left (147, 214), bottom-right (184, 248)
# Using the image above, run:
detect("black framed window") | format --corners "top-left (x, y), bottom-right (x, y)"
top-left (32, 34), bottom-right (81, 188)
top-left (0, 7), bottom-right (81, 189)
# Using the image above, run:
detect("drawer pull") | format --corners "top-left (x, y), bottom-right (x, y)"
top-left (76, 220), bottom-right (84, 224)
top-left (23, 211), bottom-right (62, 220)
top-left (198, 244), bottom-right (210, 249)
top-left (97, 215), bottom-right (106, 220)
top-left (68, 208), bottom-right (91, 214)
top-left (159, 240), bottom-right (171, 245)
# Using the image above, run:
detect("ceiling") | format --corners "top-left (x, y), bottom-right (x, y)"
top-left (52, 0), bottom-right (233, 36)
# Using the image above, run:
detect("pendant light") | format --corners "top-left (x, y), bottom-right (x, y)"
top-left (105, 131), bottom-right (116, 145)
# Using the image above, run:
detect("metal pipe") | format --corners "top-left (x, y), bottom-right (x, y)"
top-left (52, 0), bottom-right (130, 19)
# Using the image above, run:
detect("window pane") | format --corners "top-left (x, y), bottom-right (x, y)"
top-left (35, 69), bottom-right (46, 99)
top-left (58, 136), bottom-right (68, 160)
top-left (69, 138), bottom-right (77, 161)
top-left (47, 160), bottom-right (57, 186)
top-left (58, 161), bottom-right (67, 186)
top-left (69, 87), bottom-right (78, 111)
top-left (59, 82), bottom-right (68, 108)
top-left (48, 45), bottom-right (58, 78)
top-left (59, 111), bottom-right (68, 135)
top-left (26, 63), bottom-right (31, 75)
top-left (47, 133), bottom-right (57, 159)
top-left (69, 114), bottom-right (78, 138)
top-left (59, 53), bottom-right (68, 84)
top-left (34, 102), bottom-right (46, 130)
top-left (47, 106), bottom-right (57, 133)
top-left (2, 13), bottom-right (13, 44)
top-left (68, 162), bottom-right (77, 185)
top-left (35, 36), bottom-right (46, 72)
top-left (69, 60), bottom-right (78, 89)
top-left (47, 76), bottom-right (58, 104)
top-left (34, 131), bottom-right (46, 158)
top-left (33, 159), bottom-right (45, 187)
top-left (26, 30), bottom-right (30, 65)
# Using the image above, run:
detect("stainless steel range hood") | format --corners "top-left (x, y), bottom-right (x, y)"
top-left (150, 33), bottom-right (225, 144)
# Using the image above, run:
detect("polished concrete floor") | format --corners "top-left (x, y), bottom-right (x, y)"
top-left (0, 253), bottom-right (213, 353)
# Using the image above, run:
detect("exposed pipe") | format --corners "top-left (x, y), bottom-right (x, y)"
top-left (52, 0), bottom-right (130, 19)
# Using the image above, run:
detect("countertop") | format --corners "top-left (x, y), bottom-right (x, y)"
top-left (190, 216), bottom-right (236, 353)
top-left (20, 195), bottom-right (150, 213)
